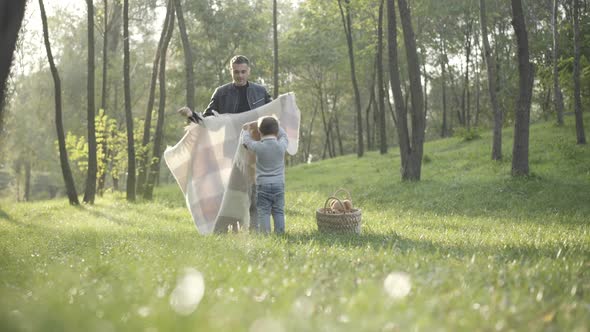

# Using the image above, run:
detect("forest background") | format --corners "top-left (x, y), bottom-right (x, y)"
top-left (0, 0), bottom-right (588, 202)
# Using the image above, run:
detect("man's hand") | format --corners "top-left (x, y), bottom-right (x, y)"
top-left (242, 121), bottom-right (261, 141)
top-left (178, 106), bottom-right (203, 124)
top-left (242, 121), bottom-right (258, 131)
top-left (177, 106), bottom-right (192, 118)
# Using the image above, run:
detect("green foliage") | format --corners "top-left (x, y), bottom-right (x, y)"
top-left (63, 131), bottom-right (88, 173)
top-left (61, 110), bottom-right (131, 188)
top-left (453, 127), bottom-right (482, 141)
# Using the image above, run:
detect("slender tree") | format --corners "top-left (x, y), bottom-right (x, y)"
top-left (474, 39), bottom-right (481, 127)
top-left (39, 0), bottom-right (79, 205)
top-left (387, 0), bottom-right (425, 181)
top-left (422, 46), bottom-right (428, 120)
top-left (387, 0), bottom-right (409, 173)
top-left (552, 0), bottom-right (565, 126)
top-left (106, 0), bottom-right (122, 118)
top-left (338, 0), bottom-right (364, 157)
top-left (439, 32), bottom-right (449, 138)
top-left (101, 0), bottom-right (108, 111)
top-left (123, 0), bottom-right (136, 201)
top-left (480, 0), bottom-right (502, 160)
top-left (572, 0), bottom-right (586, 144)
top-left (398, 0), bottom-right (425, 180)
top-left (365, 58), bottom-right (376, 150)
top-left (273, 0), bottom-right (279, 99)
top-left (83, 0), bottom-right (98, 203)
top-left (0, 0), bottom-right (27, 139)
top-left (461, 19), bottom-right (473, 129)
top-left (145, 0), bottom-right (175, 200)
top-left (24, 161), bottom-right (31, 201)
top-left (305, 105), bottom-right (319, 162)
top-left (318, 80), bottom-right (334, 158)
top-left (510, 0), bottom-right (534, 176)
top-left (97, 0), bottom-right (109, 195)
top-left (174, 0), bottom-right (194, 110)
top-left (377, 0), bottom-right (387, 154)
top-left (136, 2), bottom-right (173, 195)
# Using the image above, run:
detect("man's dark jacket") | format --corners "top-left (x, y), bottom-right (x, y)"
top-left (190, 82), bottom-right (271, 122)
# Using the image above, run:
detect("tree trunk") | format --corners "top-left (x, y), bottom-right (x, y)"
top-left (326, 116), bottom-right (336, 158)
top-left (377, 0), bottom-right (387, 154)
top-left (174, 0), bottom-right (194, 110)
top-left (0, 0), bottom-right (26, 131)
top-left (319, 82), bottom-right (333, 159)
top-left (461, 19), bottom-right (473, 130)
top-left (145, 0), bottom-right (175, 200)
top-left (338, 0), bottom-right (364, 157)
top-left (97, 0), bottom-right (109, 195)
top-left (39, 0), bottom-right (79, 205)
top-left (449, 68), bottom-right (461, 131)
top-left (422, 47), bottom-right (428, 122)
top-left (322, 121), bottom-right (333, 159)
top-left (440, 34), bottom-right (448, 138)
top-left (384, 86), bottom-right (397, 147)
top-left (83, 0), bottom-right (98, 204)
top-left (387, 0), bottom-right (412, 180)
top-left (123, 0), bottom-right (136, 201)
top-left (475, 62), bottom-right (480, 127)
top-left (542, 86), bottom-right (551, 120)
top-left (101, 0), bottom-right (108, 111)
top-left (474, 39), bottom-right (480, 127)
top-left (365, 59), bottom-right (376, 150)
top-left (14, 162), bottom-right (21, 201)
top-left (305, 105), bottom-right (319, 162)
top-left (480, 0), bottom-right (502, 160)
top-left (273, 0), bottom-right (279, 99)
top-left (107, 0), bottom-right (122, 53)
top-left (372, 95), bottom-right (378, 148)
top-left (136, 2), bottom-right (172, 195)
top-left (331, 89), bottom-right (344, 155)
top-left (510, 0), bottom-right (534, 176)
top-left (552, 0), bottom-right (565, 126)
top-left (573, 0), bottom-right (586, 144)
top-left (397, 0), bottom-right (425, 180)
top-left (24, 161), bottom-right (31, 202)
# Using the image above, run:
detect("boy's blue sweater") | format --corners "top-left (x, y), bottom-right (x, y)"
top-left (242, 127), bottom-right (288, 185)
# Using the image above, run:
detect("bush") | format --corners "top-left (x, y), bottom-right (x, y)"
top-left (454, 127), bottom-right (482, 141)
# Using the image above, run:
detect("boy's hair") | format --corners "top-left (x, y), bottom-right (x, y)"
top-left (230, 55), bottom-right (250, 68)
top-left (258, 116), bottom-right (279, 136)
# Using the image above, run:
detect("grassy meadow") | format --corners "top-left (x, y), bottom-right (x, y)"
top-left (1, 117), bottom-right (589, 331)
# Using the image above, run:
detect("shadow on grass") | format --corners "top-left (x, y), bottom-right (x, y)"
top-left (0, 208), bottom-right (12, 221)
top-left (5, 215), bottom-right (587, 272)
top-left (340, 175), bottom-right (590, 224)
top-left (82, 207), bottom-right (130, 226)
top-left (0, 208), bottom-right (31, 227)
top-left (282, 230), bottom-right (587, 261)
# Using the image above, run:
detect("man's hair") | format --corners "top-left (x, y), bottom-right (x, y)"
top-left (230, 55), bottom-right (250, 68)
top-left (258, 116), bottom-right (279, 136)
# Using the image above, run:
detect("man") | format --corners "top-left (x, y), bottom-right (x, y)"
top-left (180, 55), bottom-right (271, 122)
top-left (178, 55), bottom-right (272, 232)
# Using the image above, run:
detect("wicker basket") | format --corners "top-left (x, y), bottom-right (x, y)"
top-left (316, 189), bottom-right (362, 234)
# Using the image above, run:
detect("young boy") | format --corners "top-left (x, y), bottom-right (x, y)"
top-left (242, 116), bottom-right (288, 234)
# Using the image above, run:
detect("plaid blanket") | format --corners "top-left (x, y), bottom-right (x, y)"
top-left (164, 93), bottom-right (301, 234)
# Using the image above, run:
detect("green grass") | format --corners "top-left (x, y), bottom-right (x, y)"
top-left (1, 117), bottom-right (589, 331)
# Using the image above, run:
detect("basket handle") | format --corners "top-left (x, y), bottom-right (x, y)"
top-left (332, 188), bottom-right (352, 203)
top-left (324, 196), bottom-right (345, 211)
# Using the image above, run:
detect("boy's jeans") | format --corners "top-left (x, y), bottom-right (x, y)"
top-left (256, 183), bottom-right (285, 234)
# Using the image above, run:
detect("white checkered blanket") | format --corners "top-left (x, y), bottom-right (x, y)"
top-left (164, 93), bottom-right (301, 234)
